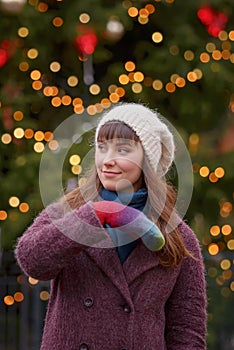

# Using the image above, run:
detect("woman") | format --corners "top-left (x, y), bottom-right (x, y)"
top-left (15, 103), bottom-right (207, 350)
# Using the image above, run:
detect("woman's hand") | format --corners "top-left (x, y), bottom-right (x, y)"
top-left (93, 201), bottom-right (165, 251)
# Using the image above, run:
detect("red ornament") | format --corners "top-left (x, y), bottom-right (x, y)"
top-left (197, 5), bottom-right (229, 37)
top-left (75, 25), bottom-right (98, 56)
top-left (0, 40), bottom-right (16, 68)
top-left (0, 49), bottom-right (8, 68)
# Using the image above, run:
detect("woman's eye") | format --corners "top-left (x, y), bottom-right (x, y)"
top-left (118, 148), bottom-right (129, 153)
top-left (97, 144), bottom-right (107, 151)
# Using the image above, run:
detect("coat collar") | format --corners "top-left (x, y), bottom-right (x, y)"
top-left (86, 241), bottom-right (159, 302)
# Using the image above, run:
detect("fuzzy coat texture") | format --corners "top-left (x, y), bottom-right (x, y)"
top-left (15, 201), bottom-right (207, 350)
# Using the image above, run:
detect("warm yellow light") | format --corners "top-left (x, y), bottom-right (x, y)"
top-left (193, 69), bottom-right (203, 80)
top-left (9, 196), bottom-right (20, 208)
top-left (24, 129), bottom-right (34, 139)
top-left (138, 16), bottom-right (148, 25)
top-left (218, 31), bottom-right (228, 41)
top-left (212, 50), bottom-right (222, 60)
top-left (108, 84), bottom-right (117, 93)
top-left (13, 111), bottom-right (23, 121)
top-left (74, 105), bottom-right (84, 114)
top-left (61, 95), bottom-right (72, 105)
top-left (152, 79), bottom-right (163, 90)
top-left (0, 210), bottom-right (7, 220)
top-left (184, 50), bottom-right (194, 61)
top-left (125, 61), bottom-right (135, 72)
top-left (34, 131), bottom-right (44, 141)
top-left (230, 281), bottom-right (234, 291)
top-left (52, 17), bottom-right (63, 27)
top-left (165, 82), bottom-right (176, 93)
top-left (132, 83), bottom-right (142, 93)
top-left (37, 2), bottom-right (48, 12)
top-left (214, 167), bottom-right (225, 178)
top-left (208, 243), bottom-right (219, 255)
top-left (69, 154), bottom-right (81, 165)
top-left (220, 259), bottom-right (231, 270)
top-left (200, 52), bottom-right (210, 63)
top-left (51, 97), bottom-right (61, 107)
top-left (14, 128), bottom-right (24, 139)
top-left (210, 225), bottom-right (220, 236)
top-left (101, 98), bottom-right (111, 109)
top-left (4, 295), bottom-right (14, 306)
top-left (19, 202), bottom-right (29, 213)
top-left (18, 27), bottom-right (29, 38)
top-left (32, 81), bottom-right (42, 90)
top-left (19, 61), bottom-right (29, 72)
top-left (40, 291), bottom-right (50, 301)
top-left (48, 140), bottom-right (59, 151)
top-left (139, 8), bottom-right (149, 18)
top-left (187, 71), bottom-right (197, 82)
top-left (44, 131), bottom-right (53, 142)
top-left (1, 133), bottom-right (12, 144)
top-left (199, 166), bottom-right (209, 177)
top-left (109, 92), bottom-right (120, 103)
top-left (133, 71), bottom-right (144, 82)
top-left (73, 97), bottom-right (83, 106)
top-left (145, 4), bottom-right (155, 14)
top-left (119, 74), bottom-right (129, 85)
top-left (30, 70), bottom-right (41, 80)
top-left (67, 76), bottom-right (78, 87)
top-left (79, 13), bottom-right (90, 23)
top-left (28, 277), bottom-right (39, 285)
top-left (189, 133), bottom-right (199, 145)
top-left (50, 61), bottom-right (61, 72)
top-left (221, 224), bottom-right (232, 236)
top-left (34, 142), bottom-right (45, 153)
top-left (87, 105), bottom-right (97, 115)
top-left (128, 7), bottom-right (138, 17)
top-left (206, 43), bottom-right (216, 53)
top-left (71, 165), bottom-right (82, 175)
top-left (229, 30), bottom-right (234, 41)
top-left (14, 292), bottom-right (24, 302)
top-left (27, 48), bottom-right (38, 59)
top-left (209, 172), bottom-right (219, 183)
top-left (227, 240), bottom-right (234, 250)
top-left (152, 32), bottom-right (163, 43)
top-left (175, 77), bottom-right (186, 88)
top-left (115, 87), bottom-right (125, 97)
top-left (89, 84), bottom-right (101, 95)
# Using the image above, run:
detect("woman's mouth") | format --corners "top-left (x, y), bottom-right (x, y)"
top-left (102, 171), bottom-right (121, 177)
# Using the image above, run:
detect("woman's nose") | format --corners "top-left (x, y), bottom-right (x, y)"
top-left (103, 150), bottom-right (116, 165)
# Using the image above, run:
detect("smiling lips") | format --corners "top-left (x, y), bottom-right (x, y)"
top-left (102, 170), bottom-right (121, 177)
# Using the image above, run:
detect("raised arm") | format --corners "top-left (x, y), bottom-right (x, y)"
top-left (15, 201), bottom-right (109, 280)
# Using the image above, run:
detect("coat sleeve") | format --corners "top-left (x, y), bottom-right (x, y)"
top-left (15, 201), bottom-right (110, 281)
top-left (165, 221), bottom-right (207, 350)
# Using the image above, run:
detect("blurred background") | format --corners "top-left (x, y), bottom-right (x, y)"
top-left (0, 0), bottom-right (233, 349)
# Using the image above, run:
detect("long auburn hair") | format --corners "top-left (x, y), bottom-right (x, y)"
top-left (65, 121), bottom-right (193, 267)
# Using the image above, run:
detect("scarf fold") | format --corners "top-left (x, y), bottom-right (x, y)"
top-left (99, 188), bottom-right (148, 264)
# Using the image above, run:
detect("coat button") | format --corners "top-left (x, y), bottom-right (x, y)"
top-left (123, 305), bottom-right (131, 313)
top-left (79, 343), bottom-right (89, 350)
top-left (84, 297), bottom-right (94, 308)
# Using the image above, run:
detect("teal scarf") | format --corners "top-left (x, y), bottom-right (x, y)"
top-left (100, 188), bottom-right (148, 264)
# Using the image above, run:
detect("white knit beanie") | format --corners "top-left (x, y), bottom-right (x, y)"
top-left (95, 103), bottom-right (175, 177)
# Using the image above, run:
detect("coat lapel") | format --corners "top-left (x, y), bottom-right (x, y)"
top-left (85, 246), bottom-right (133, 304)
top-left (86, 241), bottom-right (160, 301)
top-left (123, 241), bottom-right (160, 285)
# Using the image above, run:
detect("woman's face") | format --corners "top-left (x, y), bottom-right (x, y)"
top-left (95, 138), bottom-right (144, 193)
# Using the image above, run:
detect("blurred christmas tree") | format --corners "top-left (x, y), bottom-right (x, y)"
top-left (0, 0), bottom-right (233, 348)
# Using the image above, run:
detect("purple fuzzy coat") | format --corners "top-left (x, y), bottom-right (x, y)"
top-left (15, 201), bottom-right (207, 350)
